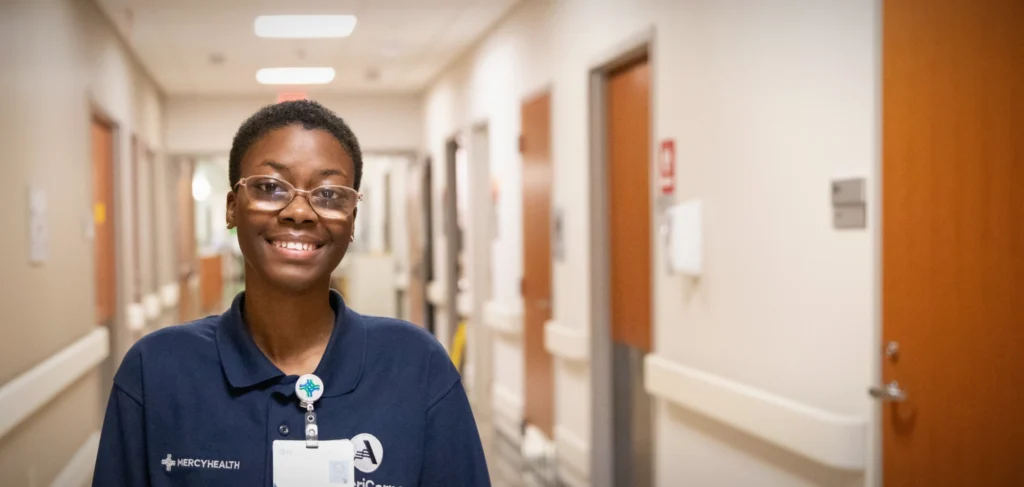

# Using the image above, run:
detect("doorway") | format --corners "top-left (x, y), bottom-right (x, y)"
top-left (520, 91), bottom-right (555, 439)
top-left (174, 158), bottom-right (197, 323)
top-left (466, 123), bottom-right (494, 409)
top-left (880, 0), bottom-right (1023, 485)
top-left (91, 115), bottom-right (117, 328)
top-left (422, 158), bottom-right (437, 334)
top-left (405, 159), bottom-right (429, 327)
top-left (589, 39), bottom-right (654, 487)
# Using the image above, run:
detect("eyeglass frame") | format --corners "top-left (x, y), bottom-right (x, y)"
top-left (233, 175), bottom-right (363, 219)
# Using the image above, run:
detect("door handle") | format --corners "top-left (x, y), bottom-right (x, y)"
top-left (868, 381), bottom-right (908, 402)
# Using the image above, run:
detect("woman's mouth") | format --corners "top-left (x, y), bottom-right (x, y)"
top-left (266, 239), bottom-right (324, 259)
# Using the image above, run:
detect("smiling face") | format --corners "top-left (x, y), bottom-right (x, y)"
top-left (226, 124), bottom-right (358, 294)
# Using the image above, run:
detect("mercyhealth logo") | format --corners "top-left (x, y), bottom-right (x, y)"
top-left (161, 453), bottom-right (241, 473)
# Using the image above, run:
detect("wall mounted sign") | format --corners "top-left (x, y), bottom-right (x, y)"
top-left (658, 139), bottom-right (676, 196)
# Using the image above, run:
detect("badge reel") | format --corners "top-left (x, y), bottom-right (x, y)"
top-left (272, 374), bottom-right (355, 487)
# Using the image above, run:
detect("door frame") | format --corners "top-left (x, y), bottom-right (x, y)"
top-left (519, 89), bottom-right (556, 439)
top-left (90, 103), bottom-right (125, 357)
top-left (466, 121), bottom-right (494, 410)
top-left (586, 27), bottom-right (656, 487)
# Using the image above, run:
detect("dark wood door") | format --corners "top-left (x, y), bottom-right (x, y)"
top-left (607, 58), bottom-right (652, 353)
top-left (882, 0), bottom-right (1024, 484)
top-left (91, 117), bottom-right (116, 326)
top-left (521, 91), bottom-right (554, 437)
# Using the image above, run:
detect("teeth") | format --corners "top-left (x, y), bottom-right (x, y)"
top-left (273, 241), bottom-right (317, 251)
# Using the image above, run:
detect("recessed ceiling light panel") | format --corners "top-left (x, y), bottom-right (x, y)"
top-left (256, 67), bottom-right (336, 85)
top-left (254, 15), bottom-right (357, 38)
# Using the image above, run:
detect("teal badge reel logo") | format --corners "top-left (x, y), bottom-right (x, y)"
top-left (295, 374), bottom-right (324, 403)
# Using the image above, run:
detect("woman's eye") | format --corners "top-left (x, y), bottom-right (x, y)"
top-left (316, 188), bottom-right (342, 200)
top-left (256, 182), bottom-right (283, 193)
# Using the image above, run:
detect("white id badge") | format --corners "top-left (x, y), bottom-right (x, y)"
top-left (272, 440), bottom-right (355, 487)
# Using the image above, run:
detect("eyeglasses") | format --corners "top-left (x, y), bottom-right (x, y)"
top-left (234, 176), bottom-right (361, 220)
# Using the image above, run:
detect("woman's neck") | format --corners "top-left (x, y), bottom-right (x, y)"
top-left (242, 277), bottom-right (336, 377)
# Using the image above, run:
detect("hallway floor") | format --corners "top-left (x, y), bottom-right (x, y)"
top-left (479, 418), bottom-right (560, 487)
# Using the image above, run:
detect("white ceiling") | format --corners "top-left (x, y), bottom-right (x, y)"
top-left (96, 0), bottom-right (521, 96)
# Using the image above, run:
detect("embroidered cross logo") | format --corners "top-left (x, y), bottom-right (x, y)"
top-left (161, 454), bottom-right (176, 472)
top-left (299, 379), bottom-right (321, 398)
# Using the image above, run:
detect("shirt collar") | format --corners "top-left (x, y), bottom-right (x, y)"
top-left (216, 290), bottom-right (366, 398)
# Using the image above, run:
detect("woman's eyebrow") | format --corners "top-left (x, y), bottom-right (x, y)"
top-left (259, 160), bottom-right (289, 172)
top-left (319, 168), bottom-right (343, 178)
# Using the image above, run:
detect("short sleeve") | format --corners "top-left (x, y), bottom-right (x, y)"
top-left (419, 379), bottom-right (491, 486)
top-left (93, 346), bottom-right (150, 486)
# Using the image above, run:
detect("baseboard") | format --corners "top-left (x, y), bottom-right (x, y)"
top-left (50, 431), bottom-right (100, 487)
top-left (544, 320), bottom-right (589, 362)
top-left (491, 384), bottom-right (524, 445)
top-left (0, 328), bottom-right (109, 440)
top-left (483, 300), bottom-right (523, 339)
top-left (554, 425), bottom-right (590, 481)
top-left (644, 354), bottom-right (867, 471)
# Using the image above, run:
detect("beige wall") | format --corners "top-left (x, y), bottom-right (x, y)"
top-left (0, 0), bottom-right (166, 484)
top-left (424, 0), bottom-right (879, 486)
top-left (164, 94), bottom-right (424, 155)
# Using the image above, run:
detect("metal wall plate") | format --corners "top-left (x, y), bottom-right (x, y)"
top-left (832, 178), bottom-right (866, 205)
top-left (834, 203), bottom-right (867, 229)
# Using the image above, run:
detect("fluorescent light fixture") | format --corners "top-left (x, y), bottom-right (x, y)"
top-left (257, 67), bottom-right (335, 85)
top-left (254, 15), bottom-right (357, 39)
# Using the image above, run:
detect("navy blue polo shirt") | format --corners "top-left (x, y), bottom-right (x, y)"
top-left (92, 291), bottom-right (490, 486)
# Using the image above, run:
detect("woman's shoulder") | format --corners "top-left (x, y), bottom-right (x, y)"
top-left (354, 313), bottom-right (460, 401)
top-left (355, 313), bottom-right (451, 362)
top-left (113, 316), bottom-right (222, 391)
top-left (133, 315), bottom-right (221, 353)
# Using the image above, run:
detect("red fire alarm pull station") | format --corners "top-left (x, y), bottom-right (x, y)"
top-left (659, 139), bottom-right (676, 195)
top-left (277, 92), bottom-right (307, 103)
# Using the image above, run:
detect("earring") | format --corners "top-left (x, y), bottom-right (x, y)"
top-left (350, 234), bottom-right (355, 242)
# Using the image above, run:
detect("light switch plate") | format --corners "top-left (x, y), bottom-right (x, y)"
top-left (834, 204), bottom-right (867, 229)
top-left (832, 178), bottom-right (866, 205)
top-left (28, 187), bottom-right (48, 264)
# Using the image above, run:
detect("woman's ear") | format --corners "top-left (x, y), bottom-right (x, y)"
top-left (226, 190), bottom-right (237, 229)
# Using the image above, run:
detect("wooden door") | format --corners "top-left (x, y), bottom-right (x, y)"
top-left (521, 92), bottom-right (554, 437)
top-left (607, 58), bottom-right (652, 352)
top-left (91, 117), bottom-right (116, 326)
top-left (406, 161), bottom-right (427, 327)
top-left (882, 0), bottom-right (1023, 485)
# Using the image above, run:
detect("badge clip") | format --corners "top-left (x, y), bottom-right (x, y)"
top-left (304, 406), bottom-right (319, 449)
top-left (295, 374), bottom-right (325, 449)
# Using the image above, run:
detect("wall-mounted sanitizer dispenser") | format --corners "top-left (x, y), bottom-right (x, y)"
top-left (662, 199), bottom-right (703, 277)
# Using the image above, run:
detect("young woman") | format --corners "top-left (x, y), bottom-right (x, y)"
top-left (93, 100), bottom-right (490, 486)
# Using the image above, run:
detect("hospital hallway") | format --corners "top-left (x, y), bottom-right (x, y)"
top-left (1, 0), bottom-right (1022, 486)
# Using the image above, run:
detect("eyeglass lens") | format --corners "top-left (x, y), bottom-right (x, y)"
top-left (243, 177), bottom-right (357, 219)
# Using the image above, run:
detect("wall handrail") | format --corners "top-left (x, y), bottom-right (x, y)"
top-left (0, 327), bottom-right (110, 441)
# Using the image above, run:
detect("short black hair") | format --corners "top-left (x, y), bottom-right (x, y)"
top-left (228, 100), bottom-right (363, 190)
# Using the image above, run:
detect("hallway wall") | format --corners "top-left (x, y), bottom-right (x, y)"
top-left (0, 0), bottom-right (166, 484)
top-left (424, 1), bottom-right (879, 485)
top-left (164, 95), bottom-right (424, 155)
